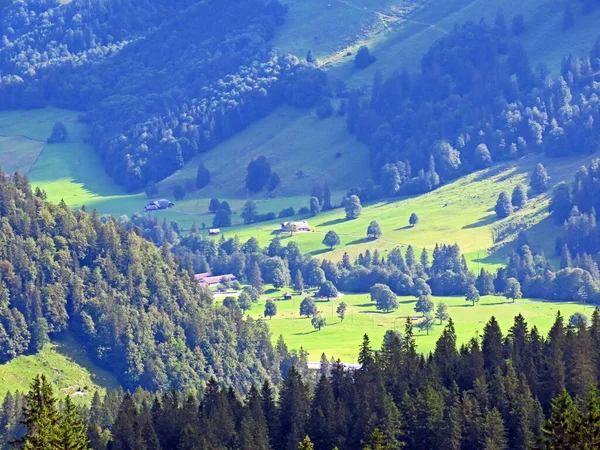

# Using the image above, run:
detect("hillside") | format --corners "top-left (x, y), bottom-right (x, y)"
top-left (212, 152), bottom-right (597, 271)
top-left (0, 333), bottom-right (119, 405)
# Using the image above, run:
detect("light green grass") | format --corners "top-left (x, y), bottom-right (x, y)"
top-left (0, 333), bottom-right (120, 405)
top-left (159, 105), bottom-right (370, 199)
top-left (241, 288), bottom-right (590, 361)
top-left (212, 152), bottom-right (596, 271)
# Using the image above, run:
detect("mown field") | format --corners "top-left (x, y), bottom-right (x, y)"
top-left (227, 287), bottom-right (591, 361)
top-left (0, 333), bottom-right (120, 404)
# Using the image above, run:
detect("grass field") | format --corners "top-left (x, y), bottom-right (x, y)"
top-left (211, 152), bottom-right (596, 271)
top-left (0, 333), bottom-right (120, 404)
top-left (235, 287), bottom-right (590, 361)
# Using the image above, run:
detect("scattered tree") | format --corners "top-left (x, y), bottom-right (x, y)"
top-left (267, 172), bottom-right (280, 192)
top-left (354, 45), bottom-right (376, 68)
top-left (495, 192), bottom-right (513, 218)
top-left (241, 200), bottom-right (258, 224)
top-left (504, 278), bottom-right (522, 302)
top-left (367, 220), bottom-right (382, 239)
top-left (264, 299), bottom-right (277, 319)
top-left (336, 302), bottom-right (347, 322)
top-left (322, 230), bottom-right (341, 250)
top-left (435, 301), bottom-right (449, 324)
top-left (512, 184), bottom-right (528, 209)
top-left (418, 312), bottom-right (435, 335)
top-left (466, 284), bottom-right (480, 306)
top-left (531, 163), bottom-right (550, 193)
top-left (370, 283), bottom-right (399, 312)
top-left (294, 270), bottom-right (305, 293)
top-left (318, 281), bottom-right (338, 301)
top-left (173, 184), bottom-right (186, 200)
top-left (196, 163), bottom-right (211, 189)
top-left (212, 209), bottom-right (232, 228)
top-left (145, 182), bottom-right (159, 198)
top-left (209, 198), bottom-right (221, 213)
top-left (246, 156), bottom-right (271, 192)
top-left (311, 314), bottom-right (327, 331)
top-left (344, 195), bottom-right (362, 220)
top-left (47, 121), bottom-right (68, 143)
top-left (415, 295), bottom-right (434, 316)
top-left (569, 312), bottom-right (589, 328)
top-left (300, 297), bottom-right (318, 317)
top-left (409, 213), bottom-right (420, 227)
top-left (310, 197), bottom-right (321, 216)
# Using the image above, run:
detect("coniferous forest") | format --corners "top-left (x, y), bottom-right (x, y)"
top-left (4, 311), bottom-right (600, 449)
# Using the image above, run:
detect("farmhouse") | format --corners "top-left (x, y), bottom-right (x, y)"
top-left (195, 272), bottom-right (236, 287)
top-left (208, 228), bottom-right (221, 235)
top-left (280, 221), bottom-right (311, 232)
top-left (143, 198), bottom-right (174, 212)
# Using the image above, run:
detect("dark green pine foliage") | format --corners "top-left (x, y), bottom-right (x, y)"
top-left (434, 318), bottom-right (459, 388)
top-left (21, 374), bottom-right (60, 450)
top-left (537, 389), bottom-right (582, 449)
top-left (237, 386), bottom-right (270, 450)
top-left (308, 375), bottom-right (343, 450)
top-left (482, 317), bottom-right (505, 373)
top-left (540, 313), bottom-right (567, 411)
top-left (56, 396), bottom-right (89, 450)
top-left (276, 366), bottom-right (310, 450)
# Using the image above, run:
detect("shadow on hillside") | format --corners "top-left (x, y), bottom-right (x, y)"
top-left (394, 225), bottom-right (413, 231)
top-left (347, 237), bottom-right (372, 246)
top-left (318, 218), bottom-right (347, 227)
top-left (309, 248), bottom-right (332, 256)
top-left (481, 215), bottom-right (561, 269)
top-left (472, 164), bottom-right (509, 182)
top-left (292, 330), bottom-right (319, 336)
top-left (54, 332), bottom-right (121, 389)
top-left (462, 213), bottom-right (496, 229)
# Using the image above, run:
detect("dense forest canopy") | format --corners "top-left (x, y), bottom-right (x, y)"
top-left (347, 19), bottom-right (600, 199)
top-left (0, 173), bottom-right (280, 392)
top-left (0, 0), bottom-right (326, 190)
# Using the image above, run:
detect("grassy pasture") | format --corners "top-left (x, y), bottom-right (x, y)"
top-left (234, 287), bottom-right (590, 361)
top-left (0, 333), bottom-right (120, 404)
top-left (210, 152), bottom-right (596, 271)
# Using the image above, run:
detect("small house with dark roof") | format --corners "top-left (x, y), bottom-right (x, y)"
top-left (143, 198), bottom-right (174, 212)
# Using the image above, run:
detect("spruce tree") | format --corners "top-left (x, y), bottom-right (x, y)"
top-left (56, 396), bottom-right (89, 450)
top-left (482, 317), bottom-right (504, 373)
top-left (21, 374), bottom-right (60, 450)
top-left (537, 389), bottom-right (581, 449)
top-left (277, 366), bottom-right (310, 450)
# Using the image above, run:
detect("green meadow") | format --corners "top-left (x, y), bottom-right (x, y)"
top-left (0, 333), bottom-right (120, 404)
top-left (232, 288), bottom-right (590, 361)
top-left (212, 152), bottom-right (597, 271)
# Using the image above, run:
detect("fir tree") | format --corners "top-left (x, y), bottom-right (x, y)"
top-left (537, 389), bottom-right (581, 449)
top-left (21, 374), bottom-right (60, 450)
